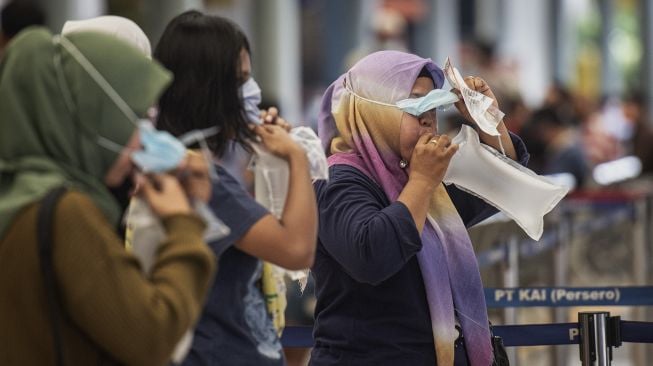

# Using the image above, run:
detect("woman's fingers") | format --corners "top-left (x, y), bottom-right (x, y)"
top-left (434, 134), bottom-right (451, 149)
top-left (253, 123), bottom-right (268, 136)
top-left (275, 117), bottom-right (291, 132)
top-left (417, 133), bottom-right (434, 146)
top-left (263, 107), bottom-right (279, 124)
top-left (139, 173), bottom-right (191, 216)
top-left (444, 143), bottom-right (459, 158)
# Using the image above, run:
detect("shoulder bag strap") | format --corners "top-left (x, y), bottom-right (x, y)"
top-left (37, 187), bottom-right (69, 366)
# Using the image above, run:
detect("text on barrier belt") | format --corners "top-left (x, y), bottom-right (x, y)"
top-left (485, 286), bottom-right (653, 307)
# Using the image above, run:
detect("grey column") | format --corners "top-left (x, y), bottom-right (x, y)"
top-left (549, 0), bottom-right (562, 83)
top-left (42, 0), bottom-right (106, 32)
top-left (252, 0), bottom-right (302, 125)
top-left (321, 0), bottom-right (363, 84)
top-left (502, 236), bottom-right (519, 365)
top-left (554, 0), bottom-right (579, 86)
top-left (497, 0), bottom-right (552, 105)
top-left (141, 0), bottom-right (203, 47)
top-left (414, 0), bottom-right (459, 65)
top-left (599, 0), bottom-right (621, 97)
top-left (632, 199), bottom-right (649, 366)
top-left (553, 211), bottom-right (572, 366)
top-left (475, 0), bottom-right (502, 42)
top-left (640, 0), bottom-right (653, 125)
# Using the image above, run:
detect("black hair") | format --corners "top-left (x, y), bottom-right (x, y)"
top-left (154, 10), bottom-right (255, 157)
top-left (417, 67), bottom-right (432, 80)
top-left (474, 39), bottom-right (496, 63)
top-left (1, 0), bottom-right (45, 37)
top-left (529, 107), bottom-right (566, 128)
top-left (623, 89), bottom-right (646, 108)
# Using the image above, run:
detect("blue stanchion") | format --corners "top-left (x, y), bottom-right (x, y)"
top-left (493, 323), bottom-right (579, 346)
top-left (621, 321), bottom-right (653, 343)
top-left (282, 326), bottom-right (313, 348)
top-left (281, 321), bottom-right (653, 348)
top-left (485, 286), bottom-right (653, 307)
top-left (280, 324), bottom-right (580, 348)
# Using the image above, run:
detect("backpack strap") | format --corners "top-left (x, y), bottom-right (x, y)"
top-left (37, 187), bottom-right (68, 366)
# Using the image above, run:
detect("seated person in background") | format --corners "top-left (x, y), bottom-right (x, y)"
top-left (1, 0), bottom-right (45, 55)
top-left (522, 107), bottom-right (589, 188)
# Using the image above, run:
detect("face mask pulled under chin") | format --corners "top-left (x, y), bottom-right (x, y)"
top-left (443, 125), bottom-right (569, 240)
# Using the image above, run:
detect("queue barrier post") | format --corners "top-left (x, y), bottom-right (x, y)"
top-left (578, 312), bottom-right (622, 366)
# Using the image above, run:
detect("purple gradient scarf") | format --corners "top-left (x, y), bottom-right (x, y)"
top-left (318, 51), bottom-right (493, 366)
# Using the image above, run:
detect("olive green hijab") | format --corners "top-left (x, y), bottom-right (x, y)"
top-left (0, 27), bottom-right (171, 237)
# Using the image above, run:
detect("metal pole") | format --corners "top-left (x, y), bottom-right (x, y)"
top-left (594, 313), bottom-right (610, 366)
top-left (554, 209), bottom-right (572, 366)
top-left (579, 311), bottom-right (611, 366)
top-left (633, 199), bottom-right (648, 287)
top-left (579, 312), bottom-right (595, 366)
top-left (632, 198), bottom-right (648, 365)
top-left (502, 235), bottom-right (519, 364)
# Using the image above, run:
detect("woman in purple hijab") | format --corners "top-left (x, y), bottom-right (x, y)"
top-left (311, 50), bottom-right (529, 366)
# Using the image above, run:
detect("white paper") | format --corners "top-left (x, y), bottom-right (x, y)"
top-left (443, 57), bottom-right (504, 136)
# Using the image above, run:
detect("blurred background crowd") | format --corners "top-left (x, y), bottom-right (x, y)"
top-left (5, 0), bottom-right (653, 191)
top-left (3, 1), bottom-right (653, 365)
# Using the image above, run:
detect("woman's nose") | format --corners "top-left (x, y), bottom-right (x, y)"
top-left (419, 110), bottom-right (436, 127)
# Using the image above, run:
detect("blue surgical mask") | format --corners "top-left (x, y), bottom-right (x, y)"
top-left (241, 77), bottom-right (262, 124)
top-left (396, 89), bottom-right (459, 117)
top-left (131, 120), bottom-right (187, 173)
top-left (96, 120), bottom-right (221, 177)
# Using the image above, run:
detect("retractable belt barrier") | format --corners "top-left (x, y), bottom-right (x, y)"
top-left (278, 286), bottom-right (653, 346)
top-left (476, 204), bottom-right (634, 268)
top-left (282, 191), bottom-right (653, 365)
top-left (281, 320), bottom-right (653, 348)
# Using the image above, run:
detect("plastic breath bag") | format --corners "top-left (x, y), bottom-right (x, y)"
top-left (249, 126), bottom-right (328, 292)
top-left (443, 125), bottom-right (569, 240)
